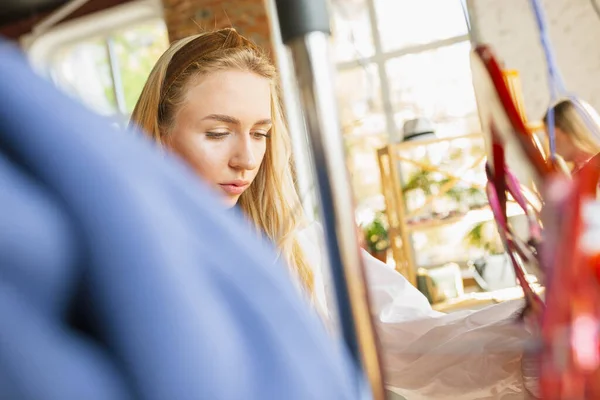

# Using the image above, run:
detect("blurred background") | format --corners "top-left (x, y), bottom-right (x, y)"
top-left (3, 0), bottom-right (600, 312)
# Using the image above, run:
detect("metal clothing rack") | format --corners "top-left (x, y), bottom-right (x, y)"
top-left (267, 0), bottom-right (386, 398)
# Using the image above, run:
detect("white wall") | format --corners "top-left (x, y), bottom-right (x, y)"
top-left (467, 0), bottom-right (600, 121)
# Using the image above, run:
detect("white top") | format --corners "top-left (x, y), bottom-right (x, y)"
top-left (297, 222), bottom-right (530, 399)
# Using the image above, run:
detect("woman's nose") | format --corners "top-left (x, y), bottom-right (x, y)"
top-left (230, 136), bottom-right (258, 170)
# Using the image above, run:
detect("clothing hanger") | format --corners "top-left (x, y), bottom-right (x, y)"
top-left (472, 0), bottom-right (600, 396)
top-left (471, 43), bottom-right (548, 317)
top-left (530, 0), bottom-right (600, 157)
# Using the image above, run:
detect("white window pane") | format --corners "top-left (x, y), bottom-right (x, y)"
top-left (331, 0), bottom-right (375, 63)
top-left (336, 64), bottom-right (386, 137)
top-left (51, 38), bottom-right (117, 115)
top-left (336, 64), bottom-right (388, 212)
top-left (385, 41), bottom-right (480, 138)
top-left (375, 0), bottom-right (468, 52)
top-left (345, 134), bottom-right (388, 207)
top-left (111, 19), bottom-right (169, 113)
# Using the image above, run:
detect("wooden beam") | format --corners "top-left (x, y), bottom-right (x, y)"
top-left (0, 0), bottom-right (135, 40)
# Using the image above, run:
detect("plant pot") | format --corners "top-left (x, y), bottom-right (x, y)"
top-left (370, 249), bottom-right (388, 263)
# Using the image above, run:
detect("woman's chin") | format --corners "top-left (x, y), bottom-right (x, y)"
top-left (221, 194), bottom-right (240, 209)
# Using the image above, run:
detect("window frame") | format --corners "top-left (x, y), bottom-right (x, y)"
top-left (334, 0), bottom-right (472, 142)
top-left (331, 0), bottom-right (474, 208)
top-left (22, 0), bottom-right (165, 125)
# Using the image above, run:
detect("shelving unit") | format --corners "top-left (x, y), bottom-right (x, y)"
top-left (377, 70), bottom-right (546, 289)
top-left (378, 133), bottom-right (492, 286)
top-left (377, 133), bottom-right (527, 287)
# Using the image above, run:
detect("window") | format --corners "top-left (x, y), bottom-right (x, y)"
top-left (330, 0), bottom-right (476, 210)
top-left (331, 0), bottom-right (374, 62)
top-left (26, 2), bottom-right (169, 127)
top-left (336, 64), bottom-right (385, 137)
top-left (51, 38), bottom-right (117, 116)
top-left (48, 19), bottom-right (168, 126)
top-left (374, 0), bottom-right (468, 52)
top-left (385, 41), bottom-right (480, 137)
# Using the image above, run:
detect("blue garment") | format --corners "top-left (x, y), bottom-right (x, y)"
top-left (0, 39), bottom-right (358, 400)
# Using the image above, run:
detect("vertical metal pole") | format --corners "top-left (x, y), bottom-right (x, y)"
top-left (265, 0), bottom-right (318, 220)
top-left (267, 1), bottom-right (386, 399)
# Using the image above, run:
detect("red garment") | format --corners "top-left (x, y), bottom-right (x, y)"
top-left (572, 152), bottom-right (600, 177)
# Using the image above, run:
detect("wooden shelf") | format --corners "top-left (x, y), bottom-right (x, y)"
top-left (406, 202), bottom-right (524, 232)
top-left (378, 134), bottom-right (489, 286)
top-left (432, 284), bottom-right (545, 313)
top-left (377, 133), bottom-right (536, 286)
top-left (376, 70), bottom-right (544, 296)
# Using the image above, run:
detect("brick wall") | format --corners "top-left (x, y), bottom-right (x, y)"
top-left (160, 0), bottom-right (272, 50)
top-left (467, 0), bottom-right (600, 121)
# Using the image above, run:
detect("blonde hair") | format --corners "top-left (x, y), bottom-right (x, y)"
top-left (130, 28), bottom-right (314, 294)
top-left (544, 99), bottom-right (600, 157)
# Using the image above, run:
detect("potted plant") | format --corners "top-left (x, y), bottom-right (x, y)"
top-left (463, 220), bottom-right (504, 255)
top-left (362, 212), bottom-right (390, 263)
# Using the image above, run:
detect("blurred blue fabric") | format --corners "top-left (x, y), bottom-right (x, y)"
top-left (0, 39), bottom-right (358, 400)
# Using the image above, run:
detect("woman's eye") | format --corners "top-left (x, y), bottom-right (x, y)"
top-left (206, 132), bottom-right (229, 139)
top-left (252, 131), bottom-right (270, 139)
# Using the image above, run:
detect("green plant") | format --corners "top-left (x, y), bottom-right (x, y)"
top-left (363, 212), bottom-right (390, 254)
top-left (442, 178), bottom-right (486, 205)
top-left (402, 169), bottom-right (437, 195)
top-left (402, 168), bottom-right (485, 207)
top-left (464, 220), bottom-right (504, 255)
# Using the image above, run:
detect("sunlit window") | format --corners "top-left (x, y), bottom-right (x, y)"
top-left (331, 0), bottom-right (374, 62)
top-left (374, 0), bottom-right (468, 52)
top-left (330, 0), bottom-right (474, 210)
top-left (39, 19), bottom-right (169, 126)
top-left (336, 64), bottom-right (385, 137)
top-left (385, 41), bottom-right (479, 137)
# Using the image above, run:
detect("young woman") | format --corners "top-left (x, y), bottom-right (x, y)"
top-left (544, 99), bottom-right (600, 174)
top-left (130, 28), bottom-right (533, 399)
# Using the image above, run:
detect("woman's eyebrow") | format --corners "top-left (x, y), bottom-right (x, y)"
top-left (201, 115), bottom-right (272, 126)
top-left (202, 114), bottom-right (240, 125)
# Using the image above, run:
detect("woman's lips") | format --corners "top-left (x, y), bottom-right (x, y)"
top-left (219, 182), bottom-right (249, 195)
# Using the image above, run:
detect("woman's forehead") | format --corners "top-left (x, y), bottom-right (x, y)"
top-left (182, 70), bottom-right (272, 121)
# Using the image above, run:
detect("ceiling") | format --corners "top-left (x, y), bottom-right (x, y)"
top-left (0, 0), bottom-right (134, 40)
top-left (0, 0), bottom-right (68, 26)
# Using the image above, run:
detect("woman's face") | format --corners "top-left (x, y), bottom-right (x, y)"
top-left (553, 126), bottom-right (577, 162)
top-left (168, 70), bottom-right (272, 207)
